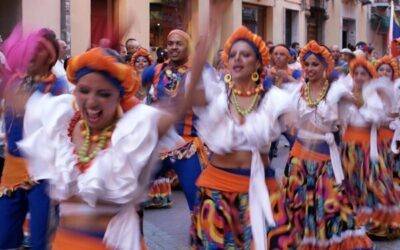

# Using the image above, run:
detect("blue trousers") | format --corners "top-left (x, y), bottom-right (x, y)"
top-left (159, 152), bottom-right (202, 211)
top-left (0, 180), bottom-right (59, 250)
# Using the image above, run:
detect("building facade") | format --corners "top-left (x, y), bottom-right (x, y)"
top-left (0, 0), bottom-right (392, 57)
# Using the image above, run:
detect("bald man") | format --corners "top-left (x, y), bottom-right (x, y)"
top-left (331, 45), bottom-right (345, 67)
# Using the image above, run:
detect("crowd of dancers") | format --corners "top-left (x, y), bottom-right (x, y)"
top-left (1, 2), bottom-right (400, 249)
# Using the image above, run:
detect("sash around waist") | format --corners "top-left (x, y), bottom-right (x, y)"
top-left (290, 139), bottom-right (330, 162)
top-left (196, 163), bottom-right (274, 192)
top-left (1, 153), bottom-right (29, 189)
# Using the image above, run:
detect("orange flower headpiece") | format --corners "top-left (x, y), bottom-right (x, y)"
top-left (67, 47), bottom-right (139, 111)
top-left (374, 55), bottom-right (399, 81)
top-left (349, 57), bottom-right (378, 79)
top-left (222, 26), bottom-right (269, 68)
top-left (299, 40), bottom-right (334, 75)
top-left (130, 48), bottom-right (154, 68)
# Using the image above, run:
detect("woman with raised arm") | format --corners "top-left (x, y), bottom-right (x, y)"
top-left (17, 47), bottom-right (182, 250)
top-left (341, 57), bottom-right (400, 239)
top-left (282, 40), bottom-right (373, 249)
top-left (190, 26), bottom-right (295, 250)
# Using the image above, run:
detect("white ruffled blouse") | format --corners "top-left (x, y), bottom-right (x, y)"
top-left (338, 76), bottom-right (394, 161)
top-left (292, 77), bottom-right (352, 184)
top-left (193, 68), bottom-right (295, 250)
top-left (18, 91), bottom-right (180, 250)
top-left (339, 76), bottom-right (393, 128)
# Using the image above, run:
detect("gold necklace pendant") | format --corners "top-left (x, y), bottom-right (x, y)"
top-left (78, 120), bottom-right (115, 164)
top-left (231, 92), bottom-right (260, 116)
top-left (305, 80), bottom-right (329, 108)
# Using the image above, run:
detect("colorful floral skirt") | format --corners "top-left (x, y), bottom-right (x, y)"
top-left (283, 140), bottom-right (373, 249)
top-left (342, 127), bottom-right (400, 238)
top-left (380, 127), bottom-right (400, 198)
top-left (142, 176), bottom-right (173, 209)
top-left (191, 163), bottom-right (295, 249)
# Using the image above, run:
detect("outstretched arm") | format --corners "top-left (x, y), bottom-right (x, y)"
top-left (157, 0), bottom-right (229, 137)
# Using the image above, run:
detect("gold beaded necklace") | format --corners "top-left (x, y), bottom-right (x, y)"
top-left (231, 91), bottom-right (260, 116)
top-left (304, 80), bottom-right (329, 108)
top-left (77, 120), bottom-right (115, 165)
top-left (353, 89), bottom-right (364, 108)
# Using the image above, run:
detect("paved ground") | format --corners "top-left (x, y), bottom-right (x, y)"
top-left (142, 136), bottom-right (400, 250)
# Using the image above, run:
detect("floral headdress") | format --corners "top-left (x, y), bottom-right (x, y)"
top-left (299, 40), bottom-right (334, 75)
top-left (222, 26), bottom-right (269, 68)
top-left (67, 47), bottom-right (139, 111)
top-left (129, 48), bottom-right (153, 68)
top-left (349, 57), bottom-right (378, 79)
top-left (374, 55), bottom-right (399, 81)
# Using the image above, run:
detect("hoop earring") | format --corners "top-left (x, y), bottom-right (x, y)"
top-left (251, 72), bottom-right (260, 82)
top-left (224, 73), bottom-right (232, 83)
top-left (72, 99), bottom-right (79, 112)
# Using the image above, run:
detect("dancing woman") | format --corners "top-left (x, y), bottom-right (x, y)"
top-left (129, 47), bottom-right (153, 101)
top-left (282, 40), bottom-right (373, 249)
top-left (375, 56), bottom-right (400, 199)
top-left (18, 47), bottom-right (182, 250)
top-left (341, 57), bottom-right (400, 239)
top-left (0, 28), bottom-right (68, 250)
top-left (190, 26), bottom-right (295, 250)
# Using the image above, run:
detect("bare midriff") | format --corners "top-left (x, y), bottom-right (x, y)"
top-left (210, 150), bottom-right (270, 169)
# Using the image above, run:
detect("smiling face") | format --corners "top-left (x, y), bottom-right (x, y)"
top-left (352, 65), bottom-right (371, 87)
top-left (166, 34), bottom-right (189, 66)
top-left (228, 40), bottom-right (260, 83)
top-left (134, 55), bottom-right (150, 74)
top-left (377, 63), bottom-right (393, 80)
top-left (303, 54), bottom-right (325, 82)
top-left (74, 72), bottom-right (121, 133)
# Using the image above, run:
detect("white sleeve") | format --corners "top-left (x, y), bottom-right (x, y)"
top-left (77, 105), bottom-right (166, 206)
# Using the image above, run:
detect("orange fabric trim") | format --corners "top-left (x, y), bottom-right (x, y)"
top-left (53, 229), bottom-right (108, 250)
top-left (378, 127), bottom-right (394, 141)
top-left (191, 136), bottom-right (209, 169)
top-left (290, 140), bottom-right (330, 162)
top-left (196, 163), bottom-right (279, 193)
top-left (0, 153), bottom-right (29, 188)
top-left (343, 126), bottom-right (393, 144)
top-left (53, 228), bottom-right (148, 250)
top-left (196, 163), bottom-right (250, 192)
top-left (343, 126), bottom-right (370, 144)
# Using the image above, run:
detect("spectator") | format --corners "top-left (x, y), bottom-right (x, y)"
top-left (291, 41), bottom-right (301, 55)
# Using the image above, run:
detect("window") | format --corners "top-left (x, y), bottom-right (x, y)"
top-left (150, 0), bottom-right (190, 48)
top-left (242, 4), bottom-right (266, 39)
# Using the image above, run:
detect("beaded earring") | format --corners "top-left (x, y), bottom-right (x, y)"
top-left (72, 99), bottom-right (79, 112)
top-left (251, 72), bottom-right (260, 82)
top-left (224, 73), bottom-right (232, 83)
